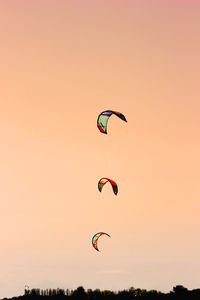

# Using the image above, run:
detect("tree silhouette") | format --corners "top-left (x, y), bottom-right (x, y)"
top-left (5, 284), bottom-right (200, 300)
top-left (71, 286), bottom-right (86, 298)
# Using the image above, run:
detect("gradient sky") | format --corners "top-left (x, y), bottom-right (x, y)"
top-left (0, 0), bottom-right (200, 298)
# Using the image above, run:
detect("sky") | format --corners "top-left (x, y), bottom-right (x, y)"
top-left (0, 0), bottom-right (200, 297)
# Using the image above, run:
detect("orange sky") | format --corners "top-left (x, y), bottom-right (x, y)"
top-left (0, 0), bottom-right (200, 297)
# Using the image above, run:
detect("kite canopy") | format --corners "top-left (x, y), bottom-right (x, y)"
top-left (92, 232), bottom-right (111, 252)
top-left (98, 178), bottom-right (118, 195)
top-left (97, 110), bottom-right (127, 134)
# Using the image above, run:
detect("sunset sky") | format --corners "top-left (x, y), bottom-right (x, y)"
top-left (0, 0), bottom-right (200, 298)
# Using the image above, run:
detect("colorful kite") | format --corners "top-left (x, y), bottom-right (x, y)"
top-left (98, 178), bottom-right (118, 195)
top-left (92, 232), bottom-right (111, 252)
top-left (97, 110), bottom-right (127, 134)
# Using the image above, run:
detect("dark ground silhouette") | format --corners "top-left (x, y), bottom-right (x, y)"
top-left (3, 285), bottom-right (200, 300)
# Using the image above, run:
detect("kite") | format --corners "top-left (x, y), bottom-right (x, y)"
top-left (97, 110), bottom-right (127, 134)
top-left (92, 232), bottom-right (111, 252)
top-left (98, 178), bottom-right (118, 195)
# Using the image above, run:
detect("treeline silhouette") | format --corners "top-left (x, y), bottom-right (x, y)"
top-left (3, 285), bottom-right (200, 300)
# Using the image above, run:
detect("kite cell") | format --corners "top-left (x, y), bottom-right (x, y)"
top-left (92, 232), bottom-right (111, 252)
top-left (97, 110), bottom-right (127, 134)
top-left (98, 178), bottom-right (118, 195)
